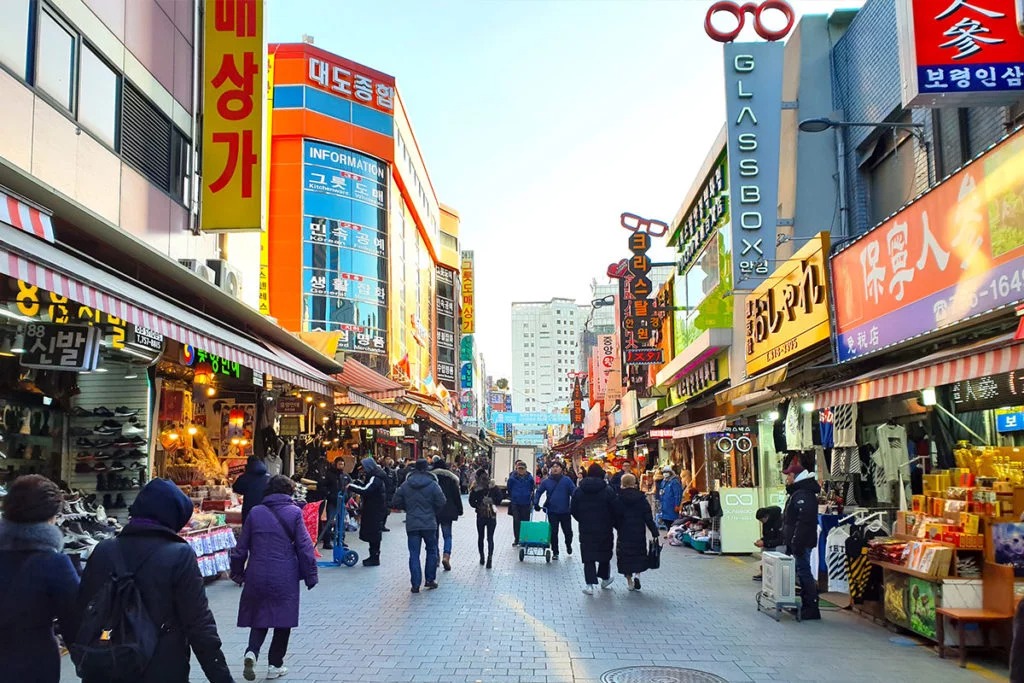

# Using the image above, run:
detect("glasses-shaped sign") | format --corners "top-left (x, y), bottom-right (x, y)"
top-left (704, 0), bottom-right (796, 43)
top-left (714, 433), bottom-right (754, 454)
top-left (620, 212), bottom-right (669, 237)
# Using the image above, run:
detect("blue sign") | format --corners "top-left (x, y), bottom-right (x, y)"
top-left (493, 412), bottom-right (570, 426)
top-left (301, 140), bottom-right (388, 356)
top-left (996, 410), bottom-right (1024, 433)
top-left (514, 434), bottom-right (546, 446)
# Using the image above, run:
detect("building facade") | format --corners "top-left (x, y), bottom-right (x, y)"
top-left (511, 298), bottom-right (587, 413)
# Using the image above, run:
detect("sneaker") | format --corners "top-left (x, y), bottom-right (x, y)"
top-left (242, 651), bottom-right (256, 681)
top-left (633, 577), bottom-right (641, 591)
top-left (582, 584), bottom-right (594, 595)
top-left (411, 586), bottom-right (420, 593)
top-left (122, 423), bottom-right (146, 436)
top-left (626, 576), bottom-right (636, 591)
top-left (512, 540), bottom-right (518, 547)
top-left (424, 581), bottom-right (439, 590)
top-left (114, 407), bottom-right (138, 417)
top-left (92, 407), bottom-right (114, 417)
top-left (72, 407), bottom-right (92, 417)
top-left (566, 544), bottom-right (573, 556)
top-left (600, 577), bottom-right (614, 589)
top-left (552, 553), bottom-right (560, 560)
top-left (267, 665), bottom-right (288, 679)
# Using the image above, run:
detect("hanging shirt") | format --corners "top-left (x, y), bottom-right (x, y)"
top-left (785, 401), bottom-right (814, 451)
top-left (872, 423), bottom-right (909, 503)
top-left (826, 525), bottom-right (851, 594)
top-left (819, 408), bottom-right (834, 449)
top-left (832, 404), bottom-right (858, 448)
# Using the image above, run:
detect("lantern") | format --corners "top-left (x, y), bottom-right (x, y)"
top-left (229, 407), bottom-right (245, 428)
top-left (193, 361), bottom-right (213, 385)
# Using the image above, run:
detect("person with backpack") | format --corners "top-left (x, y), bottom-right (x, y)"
top-left (431, 456), bottom-right (464, 571)
top-left (469, 468), bottom-right (502, 568)
top-left (0, 474), bottom-right (80, 683)
top-left (533, 461), bottom-right (576, 560)
top-left (74, 478), bottom-right (234, 683)
top-left (231, 475), bottom-right (318, 680)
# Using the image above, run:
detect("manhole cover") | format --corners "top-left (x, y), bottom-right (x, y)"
top-left (600, 666), bottom-right (729, 683)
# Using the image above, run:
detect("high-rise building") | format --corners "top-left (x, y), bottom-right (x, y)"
top-left (511, 298), bottom-right (587, 413)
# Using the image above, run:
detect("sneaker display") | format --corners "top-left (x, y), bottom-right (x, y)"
top-left (114, 407), bottom-right (138, 417)
top-left (267, 665), bottom-right (288, 679)
top-left (92, 407), bottom-right (114, 417)
top-left (243, 652), bottom-right (256, 681)
top-left (582, 584), bottom-right (594, 595)
top-left (122, 423), bottom-right (146, 436)
top-left (600, 577), bottom-right (614, 589)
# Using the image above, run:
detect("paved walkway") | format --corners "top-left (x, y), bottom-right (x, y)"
top-left (62, 501), bottom-right (1008, 682)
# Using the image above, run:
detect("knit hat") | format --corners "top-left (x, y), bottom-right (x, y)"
top-left (414, 458), bottom-right (430, 471)
top-left (129, 478), bottom-right (194, 531)
top-left (2, 474), bottom-right (62, 523)
top-left (586, 463), bottom-right (605, 479)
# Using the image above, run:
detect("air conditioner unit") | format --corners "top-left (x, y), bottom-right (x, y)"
top-left (761, 551), bottom-right (797, 603)
top-left (177, 259), bottom-right (217, 285)
top-left (206, 259), bottom-right (243, 298)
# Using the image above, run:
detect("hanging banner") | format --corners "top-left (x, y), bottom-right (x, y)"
top-left (461, 250), bottom-right (475, 334)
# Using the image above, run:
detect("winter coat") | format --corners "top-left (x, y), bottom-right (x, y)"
top-left (782, 474), bottom-right (821, 551)
top-left (469, 485), bottom-right (503, 519)
top-left (349, 465), bottom-right (388, 543)
top-left (613, 488), bottom-right (659, 575)
top-left (323, 467), bottom-right (351, 507)
top-left (660, 477), bottom-right (683, 522)
top-left (230, 494), bottom-right (319, 629)
top-left (534, 474), bottom-right (576, 515)
top-left (756, 506), bottom-right (784, 548)
top-left (232, 459), bottom-right (270, 522)
top-left (432, 465), bottom-right (465, 523)
top-left (0, 521), bottom-right (79, 683)
top-left (506, 471), bottom-right (536, 505)
top-left (383, 467), bottom-right (398, 503)
top-left (570, 477), bottom-right (617, 563)
top-left (78, 523), bottom-right (233, 683)
top-left (1011, 597), bottom-right (1024, 682)
top-left (392, 470), bottom-right (446, 532)
top-left (610, 470), bottom-right (632, 492)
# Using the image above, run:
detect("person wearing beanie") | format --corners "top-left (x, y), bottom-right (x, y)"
top-left (613, 473), bottom-right (660, 591)
top-left (781, 454), bottom-right (822, 620)
top-left (76, 478), bottom-right (235, 683)
top-left (0, 474), bottom-right (80, 682)
top-left (430, 456), bottom-right (464, 571)
top-left (347, 457), bottom-right (388, 567)
top-left (392, 458), bottom-right (446, 592)
top-left (570, 463), bottom-right (617, 594)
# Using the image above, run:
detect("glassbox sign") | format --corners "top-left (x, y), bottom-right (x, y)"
top-left (897, 0), bottom-right (1024, 106)
top-left (744, 232), bottom-right (831, 376)
top-left (832, 128), bottom-right (1024, 362)
top-left (724, 42), bottom-right (783, 286)
top-left (20, 322), bottom-right (101, 371)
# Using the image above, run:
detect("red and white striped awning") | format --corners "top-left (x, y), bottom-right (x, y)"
top-left (0, 245), bottom-right (336, 395)
top-left (0, 188), bottom-right (54, 243)
top-left (815, 334), bottom-right (1024, 408)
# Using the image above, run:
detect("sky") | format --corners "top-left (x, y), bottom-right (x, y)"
top-left (268, 0), bottom-right (864, 380)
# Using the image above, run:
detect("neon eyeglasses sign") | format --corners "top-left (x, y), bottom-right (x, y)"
top-left (704, 0), bottom-right (796, 43)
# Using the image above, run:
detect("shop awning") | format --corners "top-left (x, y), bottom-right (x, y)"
top-left (406, 395), bottom-right (461, 437)
top-left (672, 417), bottom-right (727, 440)
top-left (0, 227), bottom-right (337, 395)
top-left (716, 364), bottom-right (789, 406)
top-left (344, 390), bottom-right (414, 422)
top-left (337, 403), bottom-right (416, 427)
top-left (1, 187), bottom-right (53, 243)
top-left (814, 334), bottom-right (1024, 408)
top-left (334, 357), bottom-right (404, 394)
top-left (655, 328), bottom-right (731, 388)
top-left (653, 401), bottom-right (688, 426)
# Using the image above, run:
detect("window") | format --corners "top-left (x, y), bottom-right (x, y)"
top-left (78, 45), bottom-right (118, 147)
top-left (121, 82), bottom-right (191, 202)
top-left (36, 8), bottom-right (75, 110)
top-left (0, 0), bottom-right (30, 78)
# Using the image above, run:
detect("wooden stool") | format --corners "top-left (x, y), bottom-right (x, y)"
top-left (936, 562), bottom-right (1014, 668)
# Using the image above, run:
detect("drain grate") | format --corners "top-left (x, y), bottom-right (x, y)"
top-left (600, 666), bottom-right (729, 683)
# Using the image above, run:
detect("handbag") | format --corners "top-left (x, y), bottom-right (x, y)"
top-left (647, 538), bottom-right (662, 570)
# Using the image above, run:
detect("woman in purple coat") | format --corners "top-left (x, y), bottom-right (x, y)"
top-left (231, 475), bottom-right (318, 681)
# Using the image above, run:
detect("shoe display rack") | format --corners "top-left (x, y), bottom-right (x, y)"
top-left (0, 399), bottom-right (64, 488)
top-left (69, 365), bottom-right (151, 522)
top-left (58, 492), bottom-right (121, 564)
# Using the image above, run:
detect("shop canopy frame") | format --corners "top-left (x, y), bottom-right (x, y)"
top-left (337, 402), bottom-right (417, 428)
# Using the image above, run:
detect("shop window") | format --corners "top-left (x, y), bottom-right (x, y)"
top-left (0, 0), bottom-right (30, 79)
top-left (78, 44), bottom-right (118, 148)
top-left (36, 7), bottom-right (76, 111)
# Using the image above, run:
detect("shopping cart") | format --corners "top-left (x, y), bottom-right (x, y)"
top-left (317, 492), bottom-right (359, 568)
top-left (518, 511), bottom-right (552, 563)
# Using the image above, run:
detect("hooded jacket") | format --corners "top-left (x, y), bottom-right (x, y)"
top-left (613, 488), bottom-right (659, 575)
top-left (570, 476), bottom-right (616, 562)
top-left (660, 475), bottom-right (683, 521)
top-left (782, 471), bottom-right (821, 550)
top-left (534, 474), bottom-right (576, 515)
top-left (392, 470), bottom-right (446, 532)
top-left (349, 457), bottom-right (390, 542)
top-left (431, 463), bottom-right (465, 523)
top-left (233, 458), bottom-right (270, 522)
top-left (756, 506), bottom-right (784, 548)
top-left (506, 471), bottom-right (536, 506)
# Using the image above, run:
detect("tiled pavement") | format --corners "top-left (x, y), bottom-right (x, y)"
top-left (62, 501), bottom-right (1008, 682)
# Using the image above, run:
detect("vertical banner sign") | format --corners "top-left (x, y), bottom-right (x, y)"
top-left (898, 0), bottom-right (1024, 106)
top-left (569, 376), bottom-right (585, 442)
top-left (435, 267), bottom-right (457, 388)
top-left (461, 250), bottom-right (475, 334)
top-left (259, 51), bottom-right (274, 315)
top-left (202, 0), bottom-right (265, 231)
top-left (723, 41), bottom-right (784, 287)
top-left (619, 215), bottom-right (667, 400)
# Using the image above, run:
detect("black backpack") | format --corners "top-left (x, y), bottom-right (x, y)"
top-left (71, 540), bottom-right (162, 682)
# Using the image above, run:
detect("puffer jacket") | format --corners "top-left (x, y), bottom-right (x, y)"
top-left (391, 471), bottom-right (446, 532)
top-left (432, 465), bottom-right (465, 523)
top-left (506, 472), bottom-right (535, 505)
top-left (782, 473), bottom-right (821, 551)
top-left (534, 474), bottom-right (576, 515)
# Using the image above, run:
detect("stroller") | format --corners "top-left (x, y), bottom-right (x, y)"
top-left (317, 492), bottom-right (359, 568)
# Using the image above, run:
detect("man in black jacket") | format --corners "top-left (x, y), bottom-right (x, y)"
top-left (76, 478), bottom-right (234, 683)
top-left (233, 456), bottom-right (270, 523)
top-left (431, 456), bottom-right (464, 571)
top-left (752, 505), bottom-right (783, 581)
top-left (782, 456), bottom-right (821, 620)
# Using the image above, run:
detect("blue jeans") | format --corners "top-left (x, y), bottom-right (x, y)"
top-left (793, 545), bottom-right (818, 611)
top-left (407, 529), bottom-right (439, 587)
top-left (438, 521), bottom-right (453, 555)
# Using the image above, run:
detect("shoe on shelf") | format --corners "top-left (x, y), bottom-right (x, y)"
top-left (114, 407), bottom-right (138, 417)
top-left (582, 584), bottom-right (594, 596)
top-left (266, 665), bottom-right (288, 680)
top-left (92, 407), bottom-right (114, 417)
top-left (72, 407), bottom-right (92, 417)
top-left (242, 651), bottom-right (256, 681)
top-left (424, 581), bottom-right (439, 590)
top-left (600, 577), bottom-right (614, 589)
top-left (633, 577), bottom-right (641, 591)
top-left (122, 423), bottom-right (146, 436)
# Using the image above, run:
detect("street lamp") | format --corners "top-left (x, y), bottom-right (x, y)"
top-left (797, 117), bottom-right (924, 134)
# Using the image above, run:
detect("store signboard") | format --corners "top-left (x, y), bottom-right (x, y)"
top-left (832, 128), bottom-right (1024, 362)
top-left (671, 150), bottom-right (728, 273)
top-left (435, 266), bottom-right (457, 390)
top-left (718, 486), bottom-right (761, 554)
top-left (305, 50), bottom-right (395, 116)
top-left (593, 334), bottom-right (616, 400)
top-left (126, 325), bottom-right (165, 353)
top-left (745, 232), bottom-right (831, 375)
top-left (724, 41), bottom-right (783, 286)
top-left (460, 360), bottom-right (473, 389)
top-left (897, 0), bottom-right (1024, 107)
top-left (996, 408), bottom-right (1024, 433)
top-left (201, 0), bottom-right (264, 231)
top-left (276, 396), bottom-right (304, 415)
top-left (278, 416), bottom-right (301, 437)
top-left (492, 412), bottom-right (571, 425)
top-left (460, 251), bottom-right (475, 334)
top-left (19, 322), bottom-right (101, 371)
top-left (300, 140), bottom-right (388, 356)
top-left (569, 377), bottom-right (585, 441)
top-left (182, 344), bottom-right (243, 379)
top-left (668, 354), bottom-right (728, 404)
top-left (950, 369), bottom-right (1024, 412)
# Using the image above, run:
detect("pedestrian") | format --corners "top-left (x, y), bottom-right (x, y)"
top-left (469, 468), bottom-right (502, 568)
top-left (347, 457), bottom-right (389, 567)
top-left (752, 505), bottom-right (784, 581)
top-left (659, 466), bottom-right (683, 530)
top-left (0, 474), bottom-right (79, 683)
top-left (318, 458), bottom-right (350, 549)
top-left (782, 456), bottom-right (821, 620)
top-left (533, 461), bottom-right (576, 559)
top-left (613, 473), bottom-right (659, 591)
top-left (76, 478), bottom-right (234, 683)
top-left (570, 463), bottom-right (617, 595)
top-left (566, 465), bottom-right (578, 485)
top-left (233, 456), bottom-right (270, 523)
top-left (458, 463), bottom-right (471, 494)
top-left (610, 460), bottom-right (634, 492)
top-left (507, 461), bottom-right (536, 546)
top-left (430, 456), bottom-right (464, 571)
top-left (397, 459), bottom-right (414, 487)
top-left (231, 475), bottom-right (318, 680)
top-left (382, 458), bottom-right (398, 532)
top-left (391, 459), bottom-right (446, 592)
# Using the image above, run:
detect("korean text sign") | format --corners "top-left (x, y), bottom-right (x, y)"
top-left (20, 322), bottom-right (101, 371)
top-left (745, 232), bottom-right (831, 375)
top-left (898, 0), bottom-right (1024, 106)
top-left (201, 0), bottom-right (264, 231)
top-left (461, 251), bottom-right (475, 334)
top-left (831, 128), bottom-right (1024, 362)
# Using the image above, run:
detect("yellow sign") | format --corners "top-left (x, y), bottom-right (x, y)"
top-left (258, 52), bottom-right (273, 313)
top-left (461, 250), bottom-right (475, 334)
top-left (201, 0), bottom-right (264, 232)
top-left (669, 353), bottom-right (728, 405)
top-left (744, 232), bottom-right (831, 376)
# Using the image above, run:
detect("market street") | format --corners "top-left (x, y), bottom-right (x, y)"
top-left (62, 503), bottom-right (1008, 683)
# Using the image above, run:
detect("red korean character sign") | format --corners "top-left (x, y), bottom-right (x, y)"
top-left (898, 0), bottom-right (1024, 105)
top-left (201, 0), bottom-right (265, 231)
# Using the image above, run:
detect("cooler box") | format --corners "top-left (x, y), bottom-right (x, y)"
top-left (519, 520), bottom-right (550, 546)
